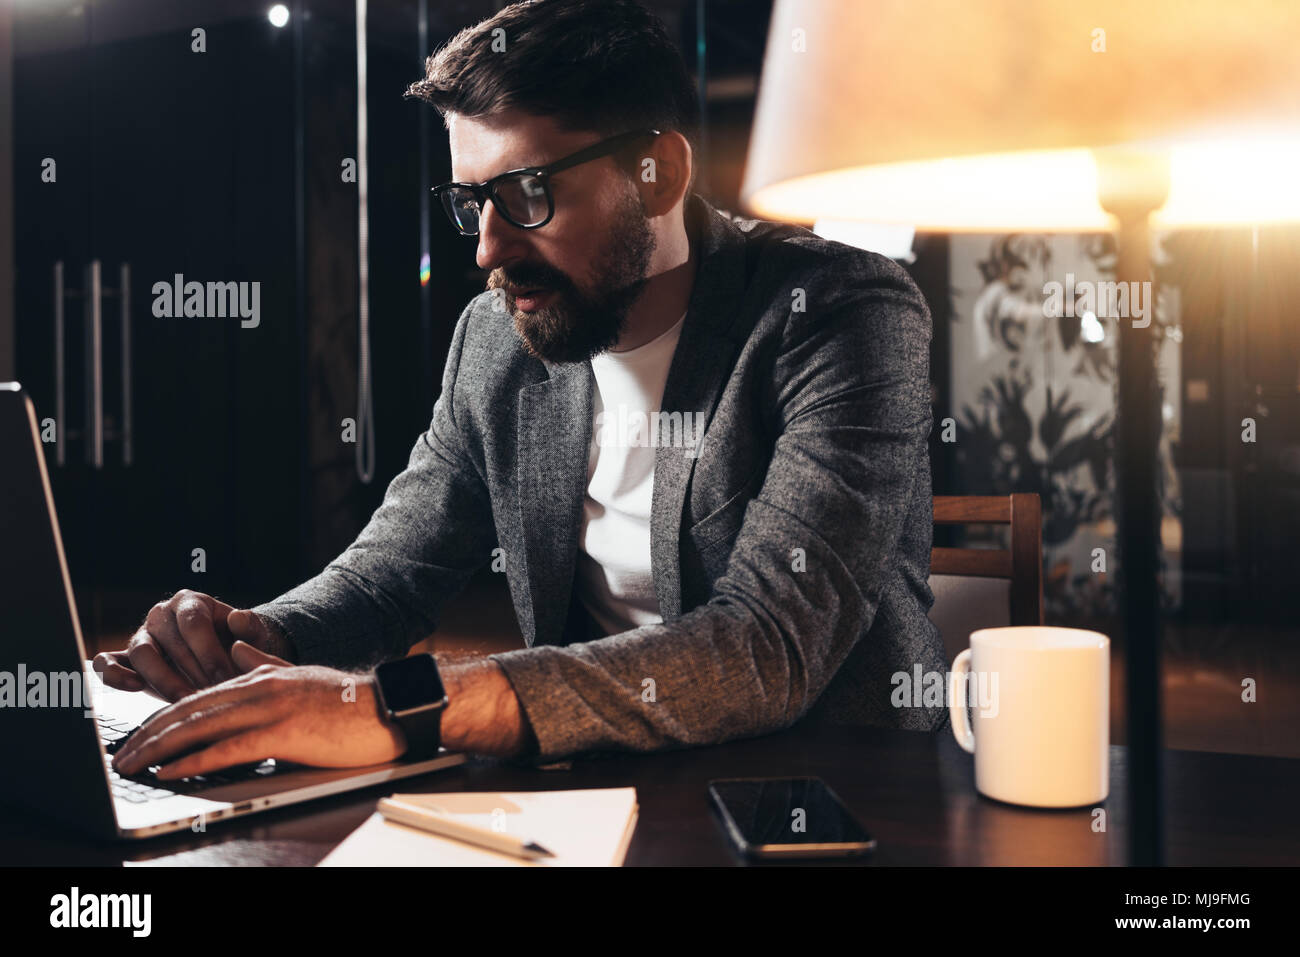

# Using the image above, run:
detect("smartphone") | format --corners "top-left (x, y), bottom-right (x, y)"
top-left (708, 776), bottom-right (876, 860)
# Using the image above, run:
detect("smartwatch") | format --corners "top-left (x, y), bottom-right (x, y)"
top-left (373, 654), bottom-right (448, 760)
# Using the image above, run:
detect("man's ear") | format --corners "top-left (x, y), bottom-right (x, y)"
top-left (639, 130), bottom-right (692, 218)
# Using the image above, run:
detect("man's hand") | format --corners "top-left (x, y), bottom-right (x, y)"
top-left (111, 646), bottom-right (537, 777)
top-left (110, 643), bottom-right (405, 779)
top-left (94, 590), bottom-right (294, 702)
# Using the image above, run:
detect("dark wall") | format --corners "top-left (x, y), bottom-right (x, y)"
top-left (0, 0), bottom-right (13, 382)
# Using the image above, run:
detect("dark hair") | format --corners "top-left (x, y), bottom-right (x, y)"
top-left (405, 0), bottom-right (700, 192)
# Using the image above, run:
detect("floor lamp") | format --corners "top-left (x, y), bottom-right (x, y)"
top-left (740, 0), bottom-right (1300, 865)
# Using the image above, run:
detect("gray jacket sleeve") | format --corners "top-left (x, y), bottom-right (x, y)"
top-left (251, 303), bottom-right (496, 668)
top-left (490, 265), bottom-right (934, 761)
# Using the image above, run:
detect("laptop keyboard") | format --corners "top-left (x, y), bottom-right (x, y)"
top-left (97, 714), bottom-right (280, 803)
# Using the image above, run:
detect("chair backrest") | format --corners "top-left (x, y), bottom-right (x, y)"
top-left (929, 494), bottom-right (1043, 664)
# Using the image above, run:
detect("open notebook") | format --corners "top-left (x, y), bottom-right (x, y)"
top-left (319, 788), bottom-right (639, 867)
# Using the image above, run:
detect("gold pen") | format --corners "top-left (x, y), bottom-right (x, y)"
top-left (377, 797), bottom-right (556, 861)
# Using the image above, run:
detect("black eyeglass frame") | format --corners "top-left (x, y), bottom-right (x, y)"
top-left (432, 128), bottom-right (661, 235)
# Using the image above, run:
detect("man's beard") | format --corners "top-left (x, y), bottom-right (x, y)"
top-left (487, 185), bottom-right (656, 364)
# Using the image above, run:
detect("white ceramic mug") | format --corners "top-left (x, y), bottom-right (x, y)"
top-left (949, 626), bottom-right (1110, 808)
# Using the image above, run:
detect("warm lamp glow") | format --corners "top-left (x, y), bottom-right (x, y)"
top-left (749, 149), bottom-right (1108, 232)
top-left (1157, 135), bottom-right (1300, 229)
top-left (741, 0), bottom-right (1300, 231)
top-left (747, 135), bottom-right (1300, 232)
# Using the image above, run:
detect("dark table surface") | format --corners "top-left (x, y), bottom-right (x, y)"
top-left (5, 724), bottom-right (1299, 866)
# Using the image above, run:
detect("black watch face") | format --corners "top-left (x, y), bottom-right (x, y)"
top-left (376, 655), bottom-right (445, 713)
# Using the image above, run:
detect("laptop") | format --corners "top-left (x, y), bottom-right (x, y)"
top-left (0, 382), bottom-right (466, 839)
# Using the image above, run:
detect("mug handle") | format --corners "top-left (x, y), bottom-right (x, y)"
top-left (949, 648), bottom-right (975, 753)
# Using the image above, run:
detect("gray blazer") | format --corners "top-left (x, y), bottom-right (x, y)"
top-left (254, 192), bottom-right (949, 762)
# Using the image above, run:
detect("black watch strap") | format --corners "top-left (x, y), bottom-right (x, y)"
top-left (393, 703), bottom-right (443, 762)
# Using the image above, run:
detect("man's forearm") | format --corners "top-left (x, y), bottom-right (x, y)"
top-left (437, 656), bottom-right (536, 759)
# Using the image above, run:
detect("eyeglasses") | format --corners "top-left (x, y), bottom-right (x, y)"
top-left (433, 128), bottom-right (660, 236)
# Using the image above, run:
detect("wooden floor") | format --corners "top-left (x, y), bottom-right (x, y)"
top-left (88, 572), bottom-right (1300, 759)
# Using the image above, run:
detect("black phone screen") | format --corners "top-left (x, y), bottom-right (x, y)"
top-left (708, 777), bottom-right (875, 856)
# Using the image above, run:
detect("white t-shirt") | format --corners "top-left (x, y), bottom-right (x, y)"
top-left (575, 312), bottom-right (688, 636)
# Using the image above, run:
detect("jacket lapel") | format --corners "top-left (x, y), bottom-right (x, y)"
top-left (650, 194), bottom-right (749, 620)
top-left (516, 358), bottom-right (593, 646)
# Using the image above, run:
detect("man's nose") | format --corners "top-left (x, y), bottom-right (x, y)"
top-left (474, 198), bottom-right (527, 272)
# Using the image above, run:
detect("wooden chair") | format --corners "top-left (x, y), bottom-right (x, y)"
top-left (929, 494), bottom-right (1044, 664)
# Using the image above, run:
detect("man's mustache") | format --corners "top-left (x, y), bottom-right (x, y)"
top-left (492, 267), bottom-right (568, 295)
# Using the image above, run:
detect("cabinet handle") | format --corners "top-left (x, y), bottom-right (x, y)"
top-left (85, 260), bottom-right (103, 468)
top-left (120, 262), bottom-right (132, 466)
top-left (54, 260), bottom-right (129, 468)
top-left (54, 261), bottom-right (65, 466)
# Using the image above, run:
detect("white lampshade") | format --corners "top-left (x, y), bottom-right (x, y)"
top-left (741, 0), bottom-right (1300, 230)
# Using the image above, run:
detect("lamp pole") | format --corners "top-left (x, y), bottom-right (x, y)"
top-left (1097, 151), bottom-right (1169, 866)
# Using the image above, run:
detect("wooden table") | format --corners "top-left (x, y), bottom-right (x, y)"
top-left (4, 723), bottom-right (1298, 865)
